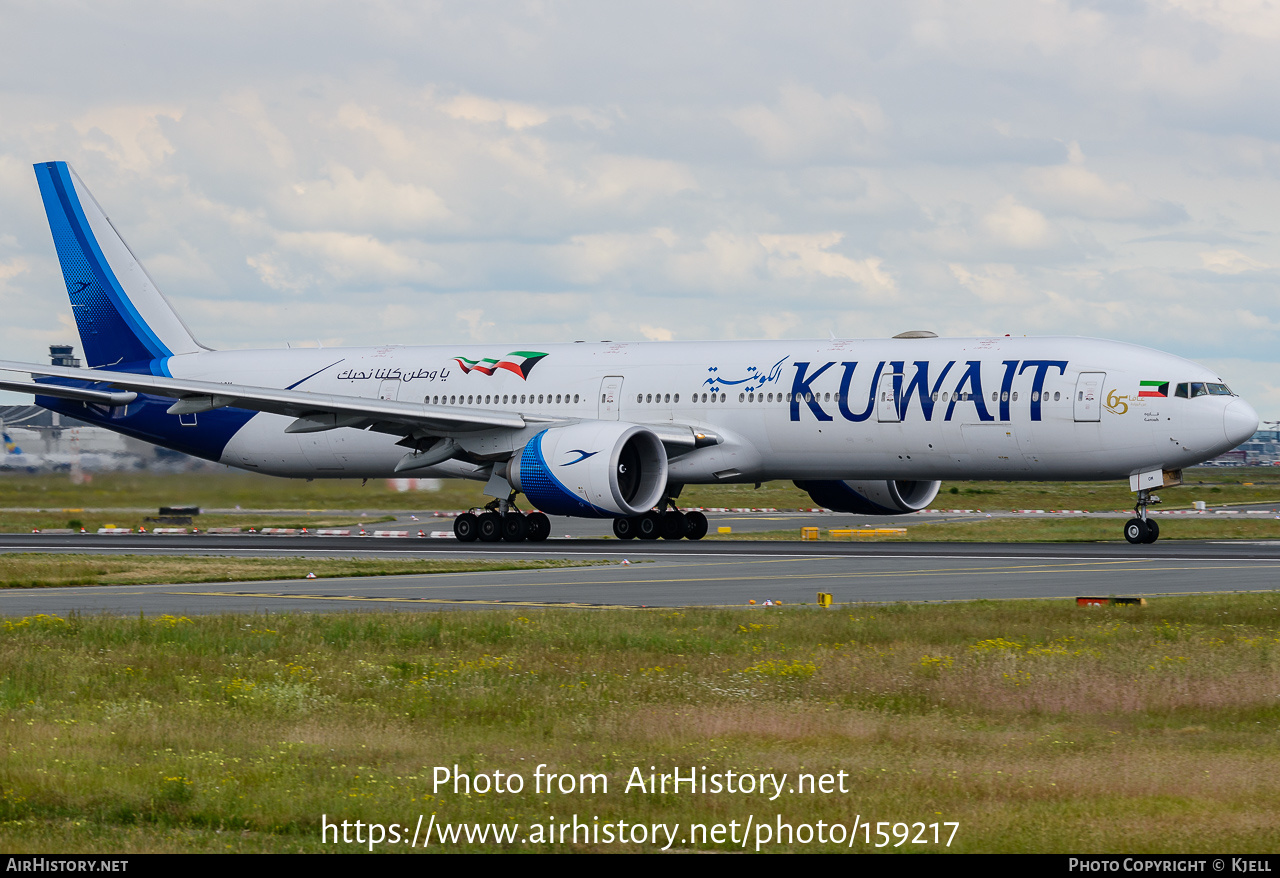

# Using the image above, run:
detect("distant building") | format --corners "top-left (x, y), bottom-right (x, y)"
top-left (1226, 428), bottom-right (1280, 466)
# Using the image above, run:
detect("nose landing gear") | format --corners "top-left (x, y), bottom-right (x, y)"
top-left (1124, 489), bottom-right (1161, 544)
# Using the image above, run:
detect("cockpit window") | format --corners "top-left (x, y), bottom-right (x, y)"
top-left (1176, 381), bottom-right (1234, 398)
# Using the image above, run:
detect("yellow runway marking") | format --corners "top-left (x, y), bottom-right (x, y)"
top-left (174, 592), bottom-right (650, 609)
top-left (162, 559), bottom-right (1280, 595)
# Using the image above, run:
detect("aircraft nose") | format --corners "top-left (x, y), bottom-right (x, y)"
top-left (1223, 398), bottom-right (1259, 447)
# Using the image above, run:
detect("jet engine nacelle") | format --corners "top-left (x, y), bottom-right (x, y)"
top-left (510, 422), bottom-right (667, 518)
top-left (794, 479), bottom-right (942, 515)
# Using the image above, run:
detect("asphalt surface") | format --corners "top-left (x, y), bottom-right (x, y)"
top-left (3, 524), bottom-right (1280, 615)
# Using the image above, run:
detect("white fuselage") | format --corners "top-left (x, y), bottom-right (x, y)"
top-left (158, 335), bottom-right (1253, 483)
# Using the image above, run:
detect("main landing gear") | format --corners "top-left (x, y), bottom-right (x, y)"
top-left (453, 498), bottom-right (550, 543)
top-left (611, 508), bottom-right (709, 541)
top-left (1123, 489), bottom-right (1161, 544)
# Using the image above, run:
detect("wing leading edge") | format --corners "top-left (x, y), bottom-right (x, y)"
top-left (0, 359), bottom-right (527, 438)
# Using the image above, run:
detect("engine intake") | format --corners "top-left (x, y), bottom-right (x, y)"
top-left (511, 423), bottom-right (668, 518)
top-left (794, 479), bottom-right (941, 515)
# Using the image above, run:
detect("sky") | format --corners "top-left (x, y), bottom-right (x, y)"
top-left (3, 1), bottom-right (1280, 418)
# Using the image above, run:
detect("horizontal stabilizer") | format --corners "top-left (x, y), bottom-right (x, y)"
top-left (0, 376), bottom-right (137, 407)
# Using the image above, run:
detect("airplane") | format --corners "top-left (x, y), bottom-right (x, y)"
top-left (0, 427), bottom-right (43, 471)
top-left (0, 161), bottom-right (1260, 544)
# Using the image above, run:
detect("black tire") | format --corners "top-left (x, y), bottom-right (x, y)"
top-left (1124, 518), bottom-right (1148, 544)
top-left (478, 512), bottom-right (503, 542)
top-left (526, 512), bottom-right (551, 542)
top-left (613, 517), bottom-right (637, 540)
top-left (661, 510), bottom-right (687, 540)
top-left (453, 512), bottom-right (479, 542)
top-left (684, 510), bottom-right (708, 541)
top-left (502, 513), bottom-right (528, 542)
top-left (637, 511), bottom-right (662, 540)
top-left (1142, 518), bottom-right (1160, 544)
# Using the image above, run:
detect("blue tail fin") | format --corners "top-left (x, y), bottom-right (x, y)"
top-left (33, 162), bottom-right (205, 369)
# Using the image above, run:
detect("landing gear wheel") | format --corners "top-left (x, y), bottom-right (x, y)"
top-left (1142, 519), bottom-right (1160, 544)
top-left (502, 513), bottom-right (527, 542)
top-left (613, 517), bottom-right (637, 540)
top-left (661, 510), bottom-right (688, 540)
top-left (637, 512), bottom-right (662, 540)
top-left (477, 512), bottom-right (503, 542)
top-left (526, 512), bottom-right (551, 542)
top-left (684, 510), bottom-right (708, 541)
top-left (453, 512), bottom-right (478, 542)
top-left (1124, 518), bottom-right (1148, 544)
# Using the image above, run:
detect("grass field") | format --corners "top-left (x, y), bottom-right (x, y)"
top-left (1, 467), bottom-right (1279, 523)
top-left (2, 595), bottom-right (1278, 852)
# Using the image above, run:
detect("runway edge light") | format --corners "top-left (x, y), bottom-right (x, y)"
top-left (817, 592), bottom-right (833, 608)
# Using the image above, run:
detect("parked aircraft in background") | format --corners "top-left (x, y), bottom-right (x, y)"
top-left (0, 428), bottom-right (43, 471)
top-left (0, 162), bottom-right (1259, 544)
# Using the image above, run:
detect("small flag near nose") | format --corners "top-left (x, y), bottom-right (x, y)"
top-left (1138, 381), bottom-right (1169, 398)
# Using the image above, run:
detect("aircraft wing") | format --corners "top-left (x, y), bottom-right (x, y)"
top-left (0, 359), bottom-right (528, 437)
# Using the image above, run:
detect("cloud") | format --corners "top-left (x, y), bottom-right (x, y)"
top-left (1200, 249), bottom-right (1270, 274)
top-left (730, 84), bottom-right (886, 163)
top-left (758, 233), bottom-right (895, 293)
top-left (278, 165), bottom-right (451, 231)
top-left (981, 197), bottom-right (1057, 250)
top-left (73, 104), bottom-right (183, 173)
top-left (949, 263), bottom-right (1036, 305)
top-left (1024, 143), bottom-right (1186, 224)
top-left (248, 231), bottom-right (442, 291)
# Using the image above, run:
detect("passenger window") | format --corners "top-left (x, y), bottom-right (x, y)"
top-left (739, 393), bottom-right (745, 402)
top-left (664, 394), bottom-right (670, 403)
top-left (673, 394), bottom-right (679, 403)
top-left (1053, 391), bottom-right (1060, 401)
top-left (1002, 391), bottom-right (1009, 402)
top-left (1012, 392), bottom-right (1018, 401)
top-left (991, 391), bottom-right (998, 402)
top-left (1031, 391), bottom-right (1039, 402)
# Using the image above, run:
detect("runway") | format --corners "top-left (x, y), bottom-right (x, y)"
top-left (3, 532), bottom-right (1280, 615)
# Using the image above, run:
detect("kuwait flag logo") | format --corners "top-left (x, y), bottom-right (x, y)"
top-left (1139, 380), bottom-right (1169, 398)
top-left (452, 351), bottom-right (548, 380)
